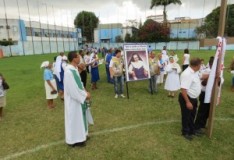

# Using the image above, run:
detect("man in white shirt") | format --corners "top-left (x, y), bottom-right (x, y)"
top-left (179, 58), bottom-right (202, 141)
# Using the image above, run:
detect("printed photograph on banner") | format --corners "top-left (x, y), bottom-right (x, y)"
top-left (124, 44), bottom-right (150, 82)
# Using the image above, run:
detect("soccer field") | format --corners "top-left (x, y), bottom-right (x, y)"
top-left (0, 50), bottom-right (233, 160)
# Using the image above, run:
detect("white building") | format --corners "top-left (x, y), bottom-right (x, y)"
top-left (146, 15), bottom-right (164, 23)
top-left (0, 18), bottom-right (82, 56)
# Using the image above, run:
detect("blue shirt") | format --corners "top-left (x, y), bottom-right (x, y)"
top-left (44, 68), bottom-right (53, 81)
top-left (148, 47), bottom-right (152, 54)
top-left (105, 53), bottom-right (113, 67)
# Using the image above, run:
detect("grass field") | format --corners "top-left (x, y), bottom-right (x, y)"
top-left (0, 50), bottom-right (234, 160)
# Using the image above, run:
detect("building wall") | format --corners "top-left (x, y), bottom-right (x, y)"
top-left (169, 18), bottom-right (203, 39)
top-left (0, 18), bottom-right (82, 56)
top-left (1, 41), bottom-right (79, 56)
top-left (95, 26), bottom-right (138, 43)
top-left (94, 29), bottom-right (99, 43)
top-left (0, 19), bottom-right (20, 41)
top-left (170, 28), bottom-right (196, 39)
top-left (98, 28), bottom-right (122, 43)
top-left (87, 41), bottom-right (234, 51)
top-left (95, 23), bottom-right (123, 43)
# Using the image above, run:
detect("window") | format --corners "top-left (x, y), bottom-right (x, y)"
top-left (26, 27), bottom-right (32, 36)
top-left (35, 32), bottom-right (41, 37)
top-left (44, 32), bottom-right (49, 37)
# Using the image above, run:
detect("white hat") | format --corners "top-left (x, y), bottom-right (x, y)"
top-left (40, 61), bottom-right (49, 68)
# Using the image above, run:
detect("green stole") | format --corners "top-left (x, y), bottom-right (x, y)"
top-left (70, 69), bottom-right (87, 132)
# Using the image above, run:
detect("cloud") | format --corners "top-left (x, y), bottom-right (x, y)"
top-left (0, 0), bottom-right (232, 26)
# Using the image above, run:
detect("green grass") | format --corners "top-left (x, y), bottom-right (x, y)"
top-left (0, 50), bottom-right (234, 160)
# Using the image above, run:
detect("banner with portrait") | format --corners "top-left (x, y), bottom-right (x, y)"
top-left (124, 44), bottom-right (150, 82)
top-left (204, 37), bottom-right (226, 104)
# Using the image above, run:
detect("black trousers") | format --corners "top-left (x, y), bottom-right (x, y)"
top-left (80, 70), bottom-right (87, 88)
top-left (179, 93), bottom-right (198, 135)
top-left (182, 65), bottom-right (189, 71)
top-left (195, 91), bottom-right (210, 130)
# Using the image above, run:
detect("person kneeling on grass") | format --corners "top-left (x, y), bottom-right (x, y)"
top-left (41, 61), bottom-right (58, 109)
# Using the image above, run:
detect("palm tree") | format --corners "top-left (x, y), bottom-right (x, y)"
top-left (150, 0), bottom-right (182, 23)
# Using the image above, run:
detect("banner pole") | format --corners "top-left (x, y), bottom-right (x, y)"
top-left (126, 82), bottom-right (129, 99)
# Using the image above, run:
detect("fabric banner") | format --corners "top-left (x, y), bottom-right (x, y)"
top-left (216, 38), bottom-right (226, 105)
top-left (204, 37), bottom-right (226, 104)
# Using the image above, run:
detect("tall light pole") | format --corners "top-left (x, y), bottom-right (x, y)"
top-left (26, 0), bottom-right (35, 55)
top-left (52, 5), bottom-right (59, 53)
top-left (66, 10), bottom-right (71, 51)
top-left (37, 1), bottom-right (44, 54)
top-left (16, 0), bottom-right (25, 55)
top-left (44, 2), bottom-right (52, 54)
top-left (3, 0), bottom-right (12, 56)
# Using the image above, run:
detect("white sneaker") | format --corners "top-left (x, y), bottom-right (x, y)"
top-left (115, 94), bottom-right (118, 98)
top-left (120, 94), bottom-right (125, 98)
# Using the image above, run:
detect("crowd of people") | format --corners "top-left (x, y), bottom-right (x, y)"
top-left (1, 45), bottom-right (233, 147)
top-left (39, 45), bottom-right (234, 143)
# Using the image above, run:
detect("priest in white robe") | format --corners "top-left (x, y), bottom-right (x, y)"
top-left (64, 51), bottom-right (91, 147)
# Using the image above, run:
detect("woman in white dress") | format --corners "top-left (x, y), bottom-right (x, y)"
top-left (164, 57), bottom-right (181, 97)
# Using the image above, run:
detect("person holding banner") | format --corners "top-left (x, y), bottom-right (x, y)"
top-left (128, 53), bottom-right (149, 80)
top-left (178, 58), bottom-right (202, 141)
top-left (109, 49), bottom-right (125, 98)
top-left (194, 56), bottom-right (214, 132)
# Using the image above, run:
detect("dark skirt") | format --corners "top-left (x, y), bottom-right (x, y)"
top-left (91, 67), bottom-right (100, 83)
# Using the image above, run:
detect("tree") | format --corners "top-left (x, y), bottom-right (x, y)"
top-left (138, 19), bottom-right (143, 29)
top-left (74, 11), bottom-right (99, 42)
top-left (138, 19), bottom-right (170, 42)
top-left (115, 35), bottom-right (124, 42)
top-left (124, 33), bottom-right (132, 42)
top-left (150, 0), bottom-right (182, 23)
top-left (195, 4), bottom-right (234, 38)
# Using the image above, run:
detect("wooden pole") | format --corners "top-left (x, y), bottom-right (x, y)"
top-left (207, 0), bottom-right (227, 138)
top-left (218, 0), bottom-right (227, 37)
